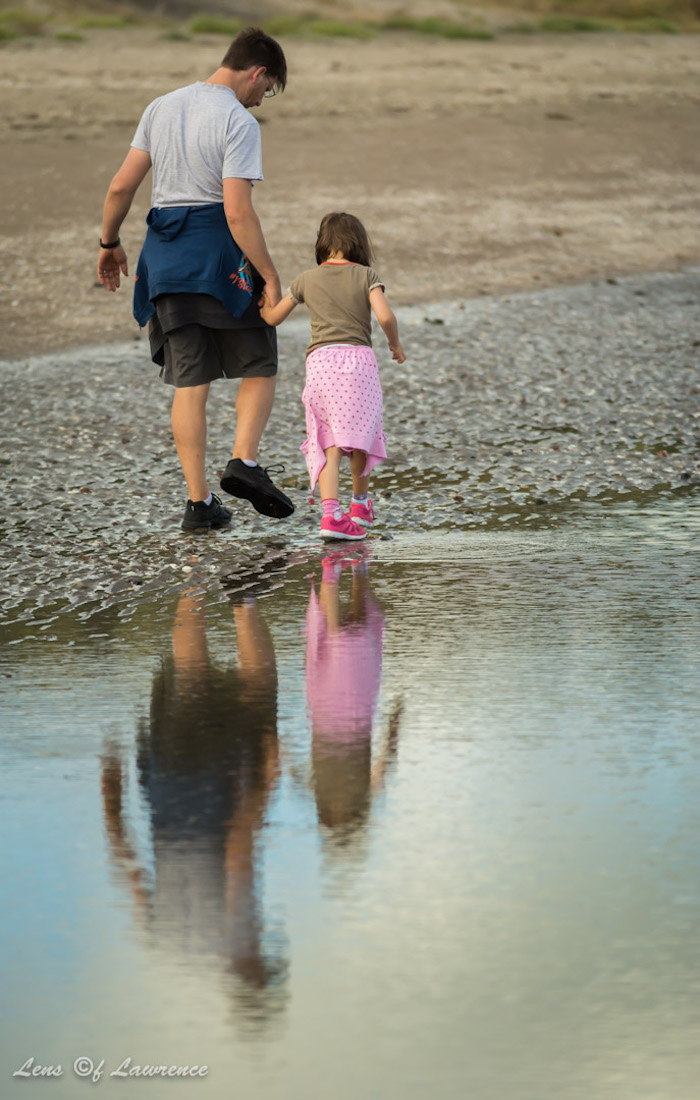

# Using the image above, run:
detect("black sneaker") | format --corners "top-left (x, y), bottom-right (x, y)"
top-left (220, 459), bottom-right (295, 519)
top-left (181, 494), bottom-right (232, 531)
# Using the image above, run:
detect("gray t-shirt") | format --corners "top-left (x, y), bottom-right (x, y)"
top-left (289, 263), bottom-right (384, 356)
top-left (131, 81), bottom-right (263, 208)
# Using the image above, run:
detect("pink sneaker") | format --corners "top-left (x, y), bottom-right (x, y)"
top-left (320, 508), bottom-right (367, 541)
top-left (349, 498), bottom-right (376, 527)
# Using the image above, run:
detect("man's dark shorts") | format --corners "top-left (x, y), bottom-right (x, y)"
top-left (148, 293), bottom-right (277, 388)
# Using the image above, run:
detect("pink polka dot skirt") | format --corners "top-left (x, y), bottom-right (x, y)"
top-left (301, 343), bottom-right (387, 493)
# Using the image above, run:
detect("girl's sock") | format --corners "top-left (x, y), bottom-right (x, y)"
top-left (352, 493), bottom-right (368, 504)
top-left (322, 498), bottom-right (340, 517)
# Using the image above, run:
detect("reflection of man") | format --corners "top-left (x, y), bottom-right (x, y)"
top-left (305, 551), bottom-right (400, 847)
top-left (97, 27), bottom-right (294, 531)
top-left (101, 591), bottom-right (287, 1021)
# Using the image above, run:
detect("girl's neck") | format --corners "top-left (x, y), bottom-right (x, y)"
top-left (323, 252), bottom-right (353, 265)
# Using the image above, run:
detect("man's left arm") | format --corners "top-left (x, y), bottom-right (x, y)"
top-left (98, 147), bottom-right (152, 292)
top-left (223, 177), bottom-right (281, 308)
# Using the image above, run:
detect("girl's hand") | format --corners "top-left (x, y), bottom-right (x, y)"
top-left (259, 292), bottom-right (298, 328)
top-left (259, 291), bottom-right (274, 324)
top-left (259, 276), bottom-right (281, 311)
top-left (390, 341), bottom-right (406, 364)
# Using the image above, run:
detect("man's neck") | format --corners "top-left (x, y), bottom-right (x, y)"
top-left (205, 67), bottom-right (239, 93)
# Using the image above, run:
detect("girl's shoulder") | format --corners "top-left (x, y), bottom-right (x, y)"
top-left (335, 263), bottom-right (384, 287)
top-left (365, 266), bottom-right (385, 292)
top-left (288, 267), bottom-right (317, 302)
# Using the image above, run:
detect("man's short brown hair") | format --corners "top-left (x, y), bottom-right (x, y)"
top-left (221, 26), bottom-right (287, 91)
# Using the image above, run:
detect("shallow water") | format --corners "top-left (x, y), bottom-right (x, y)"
top-left (2, 496), bottom-right (700, 1100)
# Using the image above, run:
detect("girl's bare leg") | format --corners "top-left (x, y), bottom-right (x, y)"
top-left (350, 449), bottom-right (370, 497)
top-left (318, 446), bottom-right (342, 501)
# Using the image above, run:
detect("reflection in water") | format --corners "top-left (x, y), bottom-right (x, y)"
top-left (306, 549), bottom-right (400, 855)
top-left (101, 592), bottom-right (288, 1029)
top-left (3, 512), bottom-right (700, 1099)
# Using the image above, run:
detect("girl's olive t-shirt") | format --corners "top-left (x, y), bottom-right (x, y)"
top-left (289, 263), bottom-right (384, 356)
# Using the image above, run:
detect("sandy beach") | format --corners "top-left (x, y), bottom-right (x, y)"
top-left (1, 28), bottom-right (699, 360)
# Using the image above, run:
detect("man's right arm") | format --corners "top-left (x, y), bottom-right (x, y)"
top-left (98, 147), bottom-right (152, 291)
top-left (223, 177), bottom-right (281, 308)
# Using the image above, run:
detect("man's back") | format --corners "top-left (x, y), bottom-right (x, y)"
top-left (131, 82), bottom-right (263, 208)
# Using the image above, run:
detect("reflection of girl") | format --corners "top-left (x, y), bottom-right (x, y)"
top-left (305, 553), bottom-right (399, 841)
top-left (261, 212), bottom-right (405, 541)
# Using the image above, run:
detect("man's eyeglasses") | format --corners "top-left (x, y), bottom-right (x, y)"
top-left (263, 86), bottom-right (277, 98)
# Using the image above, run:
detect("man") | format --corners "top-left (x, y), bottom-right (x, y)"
top-left (97, 27), bottom-right (294, 531)
top-left (101, 587), bottom-right (287, 1018)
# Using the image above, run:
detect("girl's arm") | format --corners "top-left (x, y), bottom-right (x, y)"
top-left (260, 291), bottom-right (298, 327)
top-left (369, 286), bottom-right (405, 364)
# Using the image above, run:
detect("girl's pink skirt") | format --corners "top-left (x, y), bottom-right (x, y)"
top-left (301, 343), bottom-right (387, 493)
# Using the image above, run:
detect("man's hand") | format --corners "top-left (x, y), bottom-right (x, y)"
top-left (259, 291), bottom-right (297, 328)
top-left (259, 276), bottom-right (281, 311)
top-left (98, 245), bottom-right (128, 292)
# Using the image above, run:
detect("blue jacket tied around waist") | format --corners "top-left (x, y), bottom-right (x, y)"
top-left (133, 203), bottom-right (254, 327)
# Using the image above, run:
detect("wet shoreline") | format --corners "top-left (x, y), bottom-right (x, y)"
top-left (1, 267), bottom-right (699, 629)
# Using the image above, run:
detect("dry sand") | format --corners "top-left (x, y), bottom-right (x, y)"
top-left (0, 29), bottom-right (699, 360)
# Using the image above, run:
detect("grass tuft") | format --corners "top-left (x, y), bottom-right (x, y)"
top-left (538, 14), bottom-right (616, 29)
top-left (263, 15), bottom-right (376, 38)
top-left (262, 15), bottom-right (310, 36)
top-left (308, 18), bottom-right (376, 38)
top-left (381, 16), bottom-right (494, 39)
top-left (613, 14), bottom-right (682, 27)
top-left (53, 31), bottom-right (85, 41)
top-left (188, 15), bottom-right (243, 36)
top-left (75, 14), bottom-right (134, 30)
top-left (159, 30), bottom-right (191, 41)
top-left (502, 20), bottom-right (540, 32)
top-left (0, 8), bottom-right (45, 36)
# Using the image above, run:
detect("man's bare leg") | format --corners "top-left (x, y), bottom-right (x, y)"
top-left (232, 376), bottom-right (277, 462)
top-left (220, 375), bottom-right (293, 517)
top-left (171, 383), bottom-right (210, 501)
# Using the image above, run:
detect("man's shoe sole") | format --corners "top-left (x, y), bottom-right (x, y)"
top-left (181, 513), bottom-right (232, 532)
top-left (220, 472), bottom-right (294, 519)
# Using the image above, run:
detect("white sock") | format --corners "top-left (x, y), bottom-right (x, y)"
top-left (242, 459), bottom-right (257, 468)
top-left (203, 492), bottom-right (213, 506)
top-left (352, 493), bottom-right (368, 504)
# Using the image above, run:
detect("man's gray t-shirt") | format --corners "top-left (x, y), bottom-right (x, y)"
top-left (131, 81), bottom-right (263, 208)
top-left (133, 81), bottom-right (267, 333)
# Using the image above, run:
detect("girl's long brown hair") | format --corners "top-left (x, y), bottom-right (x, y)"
top-left (315, 212), bottom-right (374, 266)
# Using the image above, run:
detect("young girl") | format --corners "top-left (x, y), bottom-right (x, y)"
top-left (260, 212), bottom-right (405, 541)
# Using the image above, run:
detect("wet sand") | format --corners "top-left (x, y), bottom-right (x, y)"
top-left (1, 267), bottom-right (698, 628)
top-left (1, 30), bottom-right (699, 359)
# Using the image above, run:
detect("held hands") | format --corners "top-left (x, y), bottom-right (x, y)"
top-left (97, 245), bottom-right (128, 292)
top-left (258, 276), bottom-right (281, 320)
top-left (389, 341), bottom-right (406, 364)
top-left (259, 288), bottom-right (273, 324)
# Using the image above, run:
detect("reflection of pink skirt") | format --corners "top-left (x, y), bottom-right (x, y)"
top-left (301, 344), bottom-right (387, 493)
